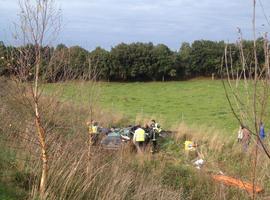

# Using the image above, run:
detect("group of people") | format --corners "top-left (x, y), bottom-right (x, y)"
top-left (133, 120), bottom-right (162, 153)
top-left (237, 122), bottom-right (267, 151)
top-left (87, 119), bottom-right (162, 153)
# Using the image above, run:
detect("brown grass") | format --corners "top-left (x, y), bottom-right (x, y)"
top-left (1, 78), bottom-right (269, 200)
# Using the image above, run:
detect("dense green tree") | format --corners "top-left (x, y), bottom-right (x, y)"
top-left (152, 44), bottom-right (175, 81)
top-left (177, 42), bottom-right (192, 78)
top-left (0, 41), bottom-right (6, 75)
top-left (43, 45), bottom-right (67, 82)
top-left (110, 43), bottom-right (130, 80)
top-left (56, 43), bottom-right (67, 50)
top-left (0, 39), bottom-right (267, 81)
top-left (126, 42), bottom-right (154, 80)
top-left (68, 46), bottom-right (89, 78)
top-left (189, 40), bottom-right (225, 76)
top-left (89, 47), bottom-right (111, 81)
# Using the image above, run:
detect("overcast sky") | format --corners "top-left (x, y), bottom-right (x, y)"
top-left (0, 0), bottom-right (270, 50)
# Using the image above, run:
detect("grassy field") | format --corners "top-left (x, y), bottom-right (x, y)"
top-left (1, 78), bottom-right (269, 199)
top-left (45, 79), bottom-right (237, 133)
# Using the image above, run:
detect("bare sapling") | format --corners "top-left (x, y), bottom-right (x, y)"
top-left (9, 0), bottom-right (61, 198)
top-left (221, 0), bottom-right (270, 199)
top-left (82, 55), bottom-right (101, 173)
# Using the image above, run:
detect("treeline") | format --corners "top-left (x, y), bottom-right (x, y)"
top-left (0, 39), bottom-right (266, 82)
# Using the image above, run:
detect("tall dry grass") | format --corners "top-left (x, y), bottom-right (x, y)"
top-left (171, 122), bottom-right (270, 199)
top-left (1, 78), bottom-right (269, 199)
top-left (26, 136), bottom-right (182, 200)
top-left (0, 78), bottom-right (182, 200)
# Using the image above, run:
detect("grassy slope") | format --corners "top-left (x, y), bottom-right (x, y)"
top-left (45, 80), bottom-right (236, 132)
top-left (1, 78), bottom-right (269, 199)
top-left (0, 141), bottom-right (27, 200)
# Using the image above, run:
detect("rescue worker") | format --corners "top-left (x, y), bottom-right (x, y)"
top-left (242, 126), bottom-right (251, 152)
top-left (149, 120), bottom-right (162, 153)
top-left (87, 120), bottom-right (99, 145)
top-left (133, 125), bottom-right (145, 153)
top-left (237, 125), bottom-right (243, 143)
top-left (259, 121), bottom-right (266, 140)
top-left (144, 124), bottom-right (151, 133)
top-left (150, 120), bottom-right (162, 133)
top-left (143, 124), bottom-right (151, 144)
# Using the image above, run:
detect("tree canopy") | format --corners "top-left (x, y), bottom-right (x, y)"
top-left (0, 39), bottom-right (266, 82)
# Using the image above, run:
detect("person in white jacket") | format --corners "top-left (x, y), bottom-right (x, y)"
top-left (237, 125), bottom-right (243, 143)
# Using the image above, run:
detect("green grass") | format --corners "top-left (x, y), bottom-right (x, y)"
top-left (1, 78), bottom-right (268, 199)
top-left (0, 141), bottom-right (27, 200)
top-left (0, 183), bottom-right (23, 200)
top-left (45, 80), bottom-right (237, 133)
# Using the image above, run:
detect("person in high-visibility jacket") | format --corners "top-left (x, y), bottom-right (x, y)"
top-left (87, 120), bottom-right (99, 145)
top-left (133, 125), bottom-right (145, 153)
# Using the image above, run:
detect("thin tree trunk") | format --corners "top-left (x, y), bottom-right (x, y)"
top-left (252, 136), bottom-right (259, 200)
top-left (252, 1), bottom-right (258, 198)
top-left (34, 53), bottom-right (48, 198)
top-left (87, 107), bottom-right (93, 174)
top-left (14, 0), bottom-right (61, 198)
top-left (35, 116), bottom-right (48, 197)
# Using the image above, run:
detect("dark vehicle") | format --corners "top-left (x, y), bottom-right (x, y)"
top-left (100, 126), bottom-right (170, 151)
top-left (100, 128), bottom-right (133, 150)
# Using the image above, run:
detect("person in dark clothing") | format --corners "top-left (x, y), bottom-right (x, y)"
top-left (149, 120), bottom-right (162, 153)
top-left (259, 122), bottom-right (266, 140)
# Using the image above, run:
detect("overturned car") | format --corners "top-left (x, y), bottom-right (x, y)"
top-left (100, 127), bottom-right (133, 150)
top-left (100, 126), bottom-right (170, 150)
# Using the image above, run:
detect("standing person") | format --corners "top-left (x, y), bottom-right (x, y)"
top-left (144, 124), bottom-right (151, 133)
top-left (150, 120), bottom-right (162, 153)
top-left (259, 121), bottom-right (266, 140)
top-left (237, 125), bottom-right (243, 143)
top-left (87, 120), bottom-right (99, 145)
top-left (242, 126), bottom-right (251, 152)
top-left (133, 125), bottom-right (145, 153)
top-left (150, 120), bottom-right (162, 133)
top-left (143, 124), bottom-right (151, 144)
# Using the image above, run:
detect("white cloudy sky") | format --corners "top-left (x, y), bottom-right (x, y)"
top-left (0, 0), bottom-right (270, 50)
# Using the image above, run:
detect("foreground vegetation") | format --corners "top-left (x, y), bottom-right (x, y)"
top-left (1, 0), bottom-right (269, 198)
top-left (1, 79), bottom-right (270, 199)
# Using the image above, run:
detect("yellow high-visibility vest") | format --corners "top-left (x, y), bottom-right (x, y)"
top-left (184, 141), bottom-right (195, 151)
top-left (89, 125), bottom-right (98, 134)
top-left (135, 128), bottom-right (145, 142)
